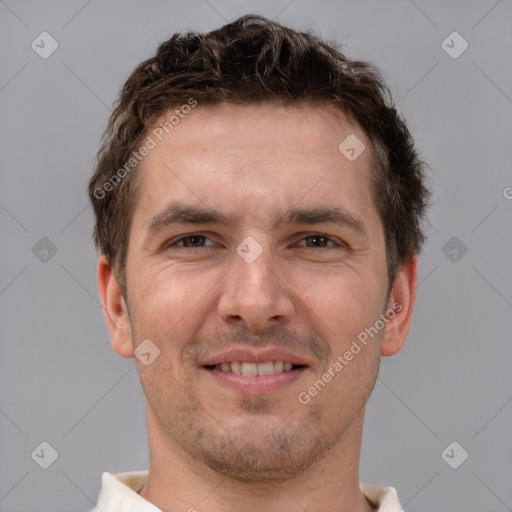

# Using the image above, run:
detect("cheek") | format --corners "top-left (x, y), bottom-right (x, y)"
top-left (288, 263), bottom-right (382, 340)
top-left (137, 263), bottom-right (204, 312)
top-left (325, 345), bottom-right (380, 409)
top-left (132, 263), bottom-right (219, 347)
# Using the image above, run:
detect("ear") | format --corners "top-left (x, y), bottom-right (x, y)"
top-left (97, 254), bottom-right (134, 358)
top-left (380, 254), bottom-right (419, 357)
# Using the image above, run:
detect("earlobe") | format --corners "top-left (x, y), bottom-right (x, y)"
top-left (380, 254), bottom-right (419, 357)
top-left (97, 254), bottom-right (134, 358)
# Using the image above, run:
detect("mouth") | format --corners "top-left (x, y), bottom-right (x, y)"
top-left (203, 360), bottom-right (306, 375)
top-left (201, 360), bottom-right (309, 394)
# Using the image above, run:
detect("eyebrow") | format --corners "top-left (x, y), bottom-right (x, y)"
top-left (144, 202), bottom-right (369, 242)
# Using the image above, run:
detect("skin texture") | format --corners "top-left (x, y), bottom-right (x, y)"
top-left (97, 102), bottom-right (418, 512)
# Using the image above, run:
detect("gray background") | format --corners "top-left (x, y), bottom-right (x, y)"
top-left (1, 1), bottom-right (511, 511)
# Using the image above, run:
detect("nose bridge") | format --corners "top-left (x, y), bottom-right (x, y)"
top-left (218, 237), bottom-right (294, 329)
top-left (236, 242), bottom-right (276, 292)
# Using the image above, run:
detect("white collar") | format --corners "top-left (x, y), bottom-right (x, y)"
top-left (92, 471), bottom-right (404, 512)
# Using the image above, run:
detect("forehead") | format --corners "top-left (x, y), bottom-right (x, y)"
top-left (133, 102), bottom-right (379, 232)
top-left (148, 102), bottom-right (367, 159)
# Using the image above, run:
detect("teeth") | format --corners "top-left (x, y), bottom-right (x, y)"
top-left (257, 361), bottom-right (274, 375)
top-left (241, 362), bottom-right (258, 376)
top-left (230, 361), bottom-right (242, 374)
top-left (213, 361), bottom-right (299, 375)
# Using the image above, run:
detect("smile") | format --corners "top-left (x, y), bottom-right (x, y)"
top-left (202, 363), bottom-right (308, 394)
top-left (204, 360), bottom-right (304, 375)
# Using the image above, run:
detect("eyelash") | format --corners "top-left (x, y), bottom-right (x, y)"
top-left (163, 233), bottom-right (346, 249)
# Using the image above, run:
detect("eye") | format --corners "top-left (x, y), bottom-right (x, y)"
top-left (296, 234), bottom-right (342, 248)
top-left (162, 233), bottom-right (345, 250)
top-left (164, 234), bottom-right (216, 248)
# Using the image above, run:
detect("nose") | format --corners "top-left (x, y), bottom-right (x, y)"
top-left (217, 243), bottom-right (295, 332)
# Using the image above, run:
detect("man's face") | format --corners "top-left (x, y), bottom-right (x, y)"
top-left (115, 103), bottom-right (395, 481)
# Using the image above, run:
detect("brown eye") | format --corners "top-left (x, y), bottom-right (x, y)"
top-left (178, 235), bottom-right (206, 247)
top-left (165, 234), bottom-right (216, 248)
top-left (298, 234), bottom-right (336, 248)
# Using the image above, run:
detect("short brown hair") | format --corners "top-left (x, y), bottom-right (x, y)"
top-left (88, 14), bottom-right (431, 300)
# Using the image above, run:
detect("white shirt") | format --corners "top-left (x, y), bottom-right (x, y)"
top-left (88, 471), bottom-right (405, 511)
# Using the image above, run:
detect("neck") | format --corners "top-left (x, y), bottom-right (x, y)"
top-left (138, 406), bottom-right (375, 512)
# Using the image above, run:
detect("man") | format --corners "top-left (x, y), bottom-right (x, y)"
top-left (88, 14), bottom-right (431, 512)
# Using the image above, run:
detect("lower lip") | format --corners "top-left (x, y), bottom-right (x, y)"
top-left (202, 367), bottom-right (308, 393)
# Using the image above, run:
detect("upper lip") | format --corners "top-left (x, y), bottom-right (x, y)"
top-left (200, 347), bottom-right (310, 367)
